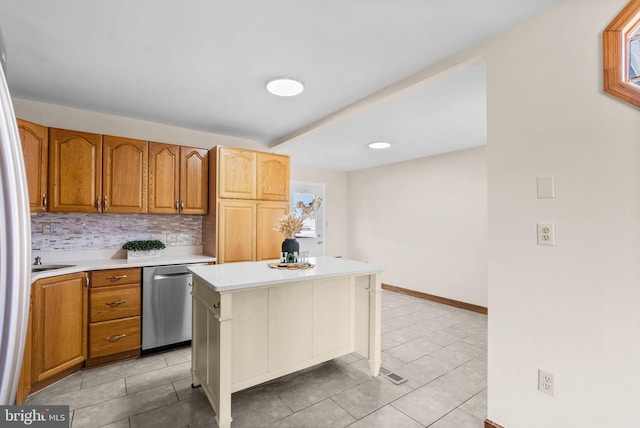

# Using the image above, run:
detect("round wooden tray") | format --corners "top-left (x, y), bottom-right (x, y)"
top-left (267, 262), bottom-right (315, 270)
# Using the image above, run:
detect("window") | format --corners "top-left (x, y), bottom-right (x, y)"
top-left (604, 0), bottom-right (640, 108)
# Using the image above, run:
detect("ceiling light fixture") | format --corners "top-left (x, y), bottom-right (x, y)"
top-left (266, 77), bottom-right (304, 97)
top-left (368, 141), bottom-right (391, 150)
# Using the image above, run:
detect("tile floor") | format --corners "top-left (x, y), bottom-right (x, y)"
top-left (26, 290), bottom-right (487, 427)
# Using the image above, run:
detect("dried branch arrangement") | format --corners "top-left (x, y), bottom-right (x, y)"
top-left (273, 213), bottom-right (304, 239)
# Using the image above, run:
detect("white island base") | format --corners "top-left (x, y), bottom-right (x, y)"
top-left (189, 257), bottom-right (383, 428)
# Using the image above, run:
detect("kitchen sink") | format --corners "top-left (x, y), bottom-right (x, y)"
top-left (31, 264), bottom-right (76, 272)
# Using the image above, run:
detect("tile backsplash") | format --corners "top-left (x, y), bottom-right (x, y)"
top-left (31, 213), bottom-right (202, 251)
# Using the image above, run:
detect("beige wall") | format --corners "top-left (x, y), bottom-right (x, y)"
top-left (12, 98), bottom-right (266, 150)
top-left (486, 0), bottom-right (640, 426)
top-left (347, 146), bottom-right (487, 307)
top-left (289, 164), bottom-right (349, 257)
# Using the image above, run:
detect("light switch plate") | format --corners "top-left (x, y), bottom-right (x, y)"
top-left (537, 176), bottom-right (555, 198)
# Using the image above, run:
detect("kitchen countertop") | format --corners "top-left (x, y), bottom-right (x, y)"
top-left (189, 256), bottom-right (384, 292)
top-left (31, 254), bottom-right (216, 282)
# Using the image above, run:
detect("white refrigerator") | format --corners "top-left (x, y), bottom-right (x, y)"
top-left (0, 27), bottom-right (32, 405)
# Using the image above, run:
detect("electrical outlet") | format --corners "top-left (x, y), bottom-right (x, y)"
top-left (538, 369), bottom-right (555, 396)
top-left (42, 223), bottom-right (51, 235)
top-left (537, 223), bottom-right (555, 246)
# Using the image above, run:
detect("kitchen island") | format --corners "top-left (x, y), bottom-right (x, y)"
top-left (188, 256), bottom-right (384, 428)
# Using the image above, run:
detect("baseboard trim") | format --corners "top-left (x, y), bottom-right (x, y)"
top-left (382, 283), bottom-right (488, 315)
top-left (485, 419), bottom-right (504, 428)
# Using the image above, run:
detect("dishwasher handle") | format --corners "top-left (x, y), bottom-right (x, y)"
top-left (153, 272), bottom-right (192, 281)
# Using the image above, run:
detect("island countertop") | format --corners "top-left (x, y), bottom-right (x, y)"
top-left (188, 256), bottom-right (384, 292)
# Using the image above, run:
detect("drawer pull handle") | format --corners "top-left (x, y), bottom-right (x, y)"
top-left (107, 334), bottom-right (126, 342)
top-left (105, 300), bottom-right (126, 307)
top-left (105, 275), bottom-right (127, 280)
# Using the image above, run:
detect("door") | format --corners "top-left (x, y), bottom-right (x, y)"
top-left (48, 128), bottom-right (102, 212)
top-left (148, 142), bottom-right (180, 213)
top-left (291, 181), bottom-right (326, 257)
top-left (17, 119), bottom-right (48, 212)
top-left (217, 147), bottom-right (256, 199)
top-left (180, 147), bottom-right (208, 214)
top-left (257, 152), bottom-right (289, 201)
top-left (218, 200), bottom-right (255, 263)
top-left (103, 136), bottom-right (148, 213)
top-left (32, 272), bottom-right (87, 385)
top-left (256, 201), bottom-right (289, 261)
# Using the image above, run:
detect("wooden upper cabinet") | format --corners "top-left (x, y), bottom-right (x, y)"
top-left (257, 153), bottom-right (290, 201)
top-left (48, 128), bottom-right (102, 213)
top-left (218, 147), bottom-right (257, 199)
top-left (149, 142), bottom-right (180, 214)
top-left (103, 136), bottom-right (148, 213)
top-left (216, 146), bottom-right (290, 201)
top-left (17, 119), bottom-right (48, 212)
top-left (180, 147), bottom-right (208, 214)
top-left (149, 143), bottom-right (208, 214)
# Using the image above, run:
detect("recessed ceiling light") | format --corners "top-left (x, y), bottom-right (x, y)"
top-left (266, 77), bottom-right (304, 97)
top-left (368, 141), bottom-right (391, 150)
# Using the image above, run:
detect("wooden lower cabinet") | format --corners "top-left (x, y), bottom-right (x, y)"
top-left (16, 268), bottom-right (143, 402)
top-left (87, 268), bottom-right (141, 367)
top-left (217, 200), bottom-right (256, 263)
top-left (89, 317), bottom-right (141, 359)
top-left (217, 200), bottom-right (289, 263)
top-left (256, 202), bottom-right (289, 261)
top-left (30, 272), bottom-right (88, 393)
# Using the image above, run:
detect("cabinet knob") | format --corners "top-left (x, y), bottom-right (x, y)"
top-left (42, 193), bottom-right (48, 209)
top-left (103, 196), bottom-right (109, 212)
top-left (105, 275), bottom-right (127, 280)
top-left (95, 197), bottom-right (101, 212)
top-left (180, 200), bottom-right (185, 210)
top-left (105, 300), bottom-right (126, 307)
top-left (175, 200), bottom-right (179, 211)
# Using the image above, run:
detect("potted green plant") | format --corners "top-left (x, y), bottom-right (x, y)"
top-left (122, 240), bottom-right (166, 259)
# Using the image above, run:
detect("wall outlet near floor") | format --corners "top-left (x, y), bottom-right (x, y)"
top-left (537, 223), bottom-right (555, 246)
top-left (166, 233), bottom-right (178, 244)
top-left (42, 223), bottom-right (51, 235)
top-left (538, 369), bottom-right (555, 396)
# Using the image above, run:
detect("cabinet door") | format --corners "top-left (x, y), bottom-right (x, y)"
top-left (103, 136), bottom-right (148, 213)
top-left (218, 200), bottom-right (256, 263)
top-left (257, 153), bottom-right (289, 201)
top-left (256, 202), bottom-right (289, 261)
top-left (49, 128), bottom-right (102, 212)
top-left (16, 294), bottom-right (33, 404)
top-left (32, 272), bottom-right (88, 385)
top-left (180, 147), bottom-right (208, 214)
top-left (17, 119), bottom-right (48, 212)
top-left (148, 142), bottom-right (180, 214)
top-left (218, 147), bottom-right (257, 199)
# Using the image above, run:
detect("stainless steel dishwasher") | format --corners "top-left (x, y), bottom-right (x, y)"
top-left (142, 263), bottom-right (206, 352)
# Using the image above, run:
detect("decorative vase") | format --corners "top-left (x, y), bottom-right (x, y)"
top-left (281, 238), bottom-right (299, 263)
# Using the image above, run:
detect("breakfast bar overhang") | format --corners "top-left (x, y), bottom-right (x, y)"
top-left (188, 257), bottom-right (384, 428)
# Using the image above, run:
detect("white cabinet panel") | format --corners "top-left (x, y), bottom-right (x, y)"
top-left (268, 282), bottom-right (313, 371)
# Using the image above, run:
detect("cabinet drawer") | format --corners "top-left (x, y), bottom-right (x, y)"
top-left (90, 284), bottom-right (140, 322)
top-left (89, 317), bottom-right (140, 358)
top-left (91, 268), bottom-right (140, 287)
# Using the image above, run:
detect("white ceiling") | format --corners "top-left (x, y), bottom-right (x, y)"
top-left (0, 0), bottom-right (558, 171)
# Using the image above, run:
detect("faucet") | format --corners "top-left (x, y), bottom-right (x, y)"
top-left (34, 256), bottom-right (42, 265)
